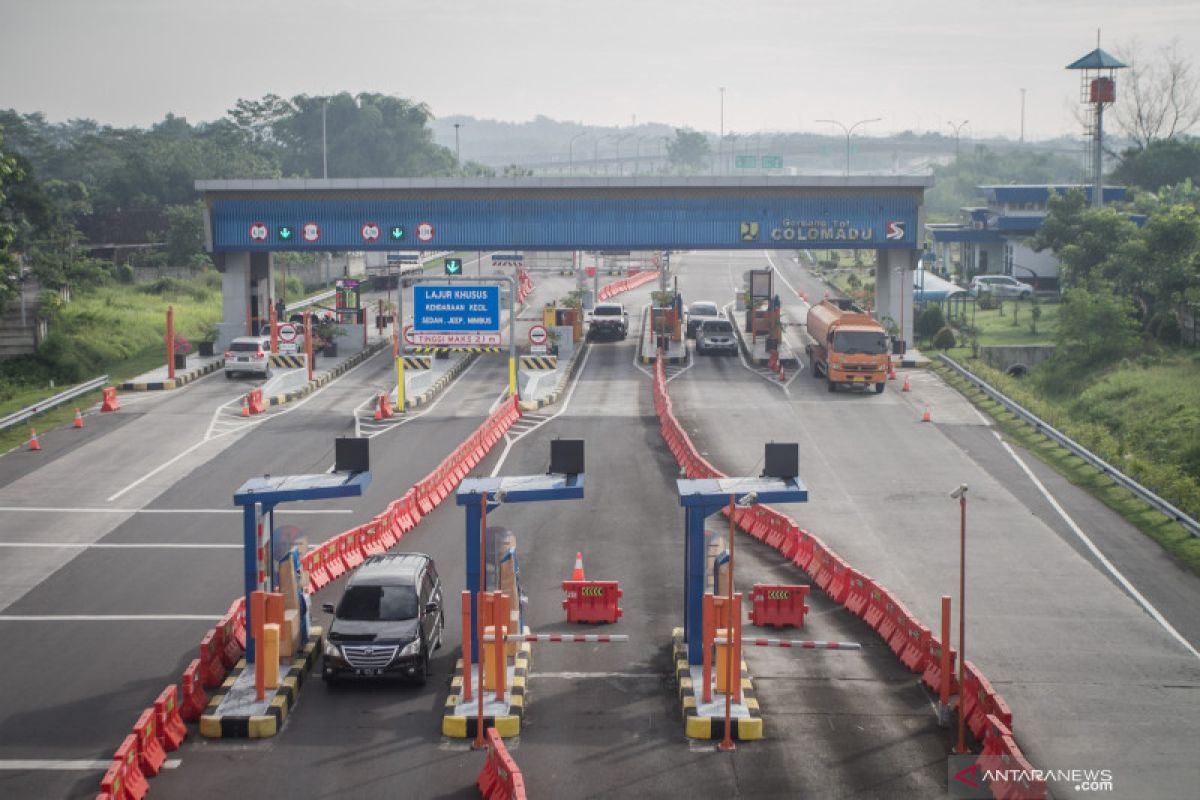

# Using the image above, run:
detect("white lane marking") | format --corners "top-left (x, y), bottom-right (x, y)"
top-left (0, 759), bottom-right (182, 771)
top-left (995, 431), bottom-right (1200, 660)
top-left (0, 507), bottom-right (350, 515)
top-left (528, 672), bottom-right (660, 679)
top-left (105, 438), bottom-right (212, 503)
top-left (0, 542), bottom-right (240, 549)
top-left (489, 345), bottom-right (594, 476)
top-left (762, 249), bottom-right (803, 299)
top-left (0, 615), bottom-right (225, 621)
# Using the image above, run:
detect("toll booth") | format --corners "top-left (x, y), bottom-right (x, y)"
top-left (335, 279), bottom-right (363, 324)
top-left (744, 268), bottom-right (774, 336)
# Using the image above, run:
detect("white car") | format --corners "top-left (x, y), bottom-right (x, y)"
top-left (968, 275), bottom-right (1034, 299)
top-left (224, 336), bottom-right (273, 379)
top-left (696, 319), bottom-right (738, 355)
top-left (685, 301), bottom-right (723, 339)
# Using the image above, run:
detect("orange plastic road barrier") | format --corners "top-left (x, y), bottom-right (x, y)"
top-left (476, 728), bottom-right (528, 799)
top-left (863, 580), bottom-right (888, 630)
top-left (101, 386), bottom-right (120, 412)
top-left (112, 734), bottom-right (148, 800)
top-left (921, 637), bottom-right (959, 697)
top-left (843, 571), bottom-right (871, 617)
top-left (825, 558), bottom-right (851, 604)
top-left (180, 659), bottom-right (208, 722)
top-left (248, 388), bottom-right (267, 414)
top-left (219, 612), bottom-right (242, 668)
top-left (154, 685), bottom-right (187, 751)
top-left (748, 583), bottom-right (810, 628)
top-left (74, 407), bottom-right (85, 428)
top-left (962, 660), bottom-right (1013, 741)
top-left (899, 619), bottom-right (932, 673)
top-left (561, 580), bottom-right (623, 624)
top-left (28, 428), bottom-right (40, 451)
top-left (570, 551), bottom-right (585, 582)
top-left (133, 708), bottom-right (166, 776)
top-left (99, 758), bottom-right (127, 800)
top-left (197, 630), bottom-right (225, 688)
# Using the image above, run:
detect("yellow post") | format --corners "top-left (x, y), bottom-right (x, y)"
top-left (396, 356), bottom-right (405, 411)
top-left (508, 356), bottom-right (517, 397)
top-left (715, 627), bottom-right (732, 693)
top-left (262, 623), bottom-right (280, 689)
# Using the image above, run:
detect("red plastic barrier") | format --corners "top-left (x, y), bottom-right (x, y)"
top-left (342, 528), bottom-right (365, 570)
top-left (154, 685), bottom-right (187, 752)
top-left (920, 637), bottom-right (958, 696)
top-left (876, 591), bottom-right (904, 642)
top-left (778, 522), bottom-right (801, 560)
top-left (792, 529), bottom-right (818, 571)
top-left (101, 386), bottom-right (121, 413)
top-left (248, 388), bottom-right (266, 414)
top-left (180, 659), bottom-right (207, 722)
top-left (219, 612), bottom-right (242, 668)
top-left (562, 580), bottom-right (623, 624)
top-left (133, 707), bottom-right (166, 776)
top-left (197, 629), bottom-right (226, 689)
top-left (962, 660), bottom-right (1013, 741)
top-left (228, 597), bottom-right (246, 650)
top-left (476, 726), bottom-right (528, 799)
top-left (886, 602), bottom-right (913, 656)
top-left (843, 570), bottom-right (870, 617)
top-left (748, 583), bottom-right (810, 628)
top-left (984, 736), bottom-right (1047, 800)
top-left (307, 548), bottom-right (330, 589)
top-left (863, 580), bottom-right (888, 630)
top-left (99, 758), bottom-right (128, 800)
top-left (898, 619), bottom-right (931, 673)
top-left (809, 547), bottom-right (834, 594)
top-left (113, 735), bottom-right (148, 800)
top-left (825, 557), bottom-right (851, 604)
top-left (324, 536), bottom-right (347, 581)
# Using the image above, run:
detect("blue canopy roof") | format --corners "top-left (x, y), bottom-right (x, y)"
top-left (1067, 48), bottom-right (1127, 70)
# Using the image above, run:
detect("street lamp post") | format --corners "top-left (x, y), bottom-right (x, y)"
top-left (816, 117), bottom-right (882, 176)
top-left (949, 484), bottom-right (969, 755)
top-left (614, 133), bottom-right (634, 176)
top-left (568, 132), bottom-right (588, 175)
top-left (948, 120), bottom-right (969, 159)
top-left (453, 123), bottom-right (463, 164)
top-left (717, 86), bottom-right (726, 174)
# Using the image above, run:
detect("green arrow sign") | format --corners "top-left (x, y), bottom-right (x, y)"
top-left (389, 226), bottom-right (405, 241)
top-left (444, 257), bottom-right (463, 276)
top-left (278, 225), bottom-right (294, 241)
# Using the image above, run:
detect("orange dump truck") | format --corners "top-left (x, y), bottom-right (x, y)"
top-left (804, 299), bottom-right (891, 393)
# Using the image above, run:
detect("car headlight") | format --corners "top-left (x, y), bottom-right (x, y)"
top-left (400, 639), bottom-right (421, 657)
top-left (323, 640), bottom-right (341, 658)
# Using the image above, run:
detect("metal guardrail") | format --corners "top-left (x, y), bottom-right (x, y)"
top-left (0, 375), bottom-right (109, 433)
top-left (939, 354), bottom-right (1200, 538)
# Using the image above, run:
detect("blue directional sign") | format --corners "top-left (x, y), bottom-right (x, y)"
top-left (413, 285), bottom-right (500, 331)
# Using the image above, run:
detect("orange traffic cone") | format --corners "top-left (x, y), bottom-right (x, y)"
top-left (73, 407), bottom-right (84, 428)
top-left (373, 395), bottom-right (384, 421)
top-left (921, 404), bottom-right (932, 423)
top-left (241, 394), bottom-right (250, 417)
top-left (28, 428), bottom-right (41, 451)
top-left (888, 365), bottom-right (896, 380)
top-left (902, 376), bottom-right (911, 392)
top-left (571, 552), bottom-right (585, 582)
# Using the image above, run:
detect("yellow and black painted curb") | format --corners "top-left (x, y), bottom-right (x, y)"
top-left (405, 353), bottom-right (477, 410)
top-left (401, 356), bottom-right (432, 370)
top-left (198, 629), bottom-right (322, 739)
top-left (441, 637), bottom-right (532, 738)
top-left (269, 354), bottom-right (307, 369)
top-left (119, 358), bottom-right (224, 391)
top-left (519, 355), bottom-right (557, 370)
top-left (519, 341), bottom-right (588, 411)
top-left (672, 627), bottom-right (762, 741)
top-left (266, 340), bottom-right (386, 409)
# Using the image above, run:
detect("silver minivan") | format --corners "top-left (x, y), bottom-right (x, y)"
top-left (224, 336), bottom-right (272, 379)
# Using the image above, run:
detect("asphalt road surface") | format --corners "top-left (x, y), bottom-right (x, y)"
top-left (1, 253), bottom-right (1197, 799)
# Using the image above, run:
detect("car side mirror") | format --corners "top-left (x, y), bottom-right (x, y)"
top-left (322, 602), bottom-right (335, 614)
top-left (425, 601), bottom-right (439, 615)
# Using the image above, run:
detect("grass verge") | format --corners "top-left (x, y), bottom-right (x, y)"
top-left (934, 361), bottom-right (1200, 577)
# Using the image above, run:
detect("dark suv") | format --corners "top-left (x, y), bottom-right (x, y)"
top-left (321, 553), bottom-right (443, 685)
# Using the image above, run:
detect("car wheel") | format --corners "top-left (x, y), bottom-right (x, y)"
top-left (434, 614), bottom-right (445, 650)
top-left (225, 372), bottom-right (234, 380)
top-left (413, 646), bottom-right (429, 686)
top-left (875, 382), bottom-right (886, 394)
top-left (1019, 291), bottom-right (1031, 300)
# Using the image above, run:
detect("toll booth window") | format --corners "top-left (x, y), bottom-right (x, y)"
top-left (336, 585), bottom-right (418, 621)
top-left (833, 331), bottom-right (889, 355)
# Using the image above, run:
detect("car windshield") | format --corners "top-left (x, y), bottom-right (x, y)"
top-left (336, 584), bottom-right (419, 621)
top-left (703, 321), bottom-right (733, 334)
top-left (689, 303), bottom-right (719, 316)
top-left (833, 331), bottom-right (888, 355)
top-left (593, 306), bottom-right (622, 316)
top-left (230, 341), bottom-right (262, 352)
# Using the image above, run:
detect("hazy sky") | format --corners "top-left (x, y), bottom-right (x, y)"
top-left (2, 0), bottom-right (1198, 142)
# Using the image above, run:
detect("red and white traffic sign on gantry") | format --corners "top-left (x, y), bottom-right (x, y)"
top-left (361, 222), bottom-right (380, 243)
top-left (528, 325), bottom-right (548, 345)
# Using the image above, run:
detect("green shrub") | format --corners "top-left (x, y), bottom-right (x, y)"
top-left (933, 326), bottom-right (957, 350)
top-left (976, 293), bottom-right (1002, 311)
top-left (915, 306), bottom-right (947, 340)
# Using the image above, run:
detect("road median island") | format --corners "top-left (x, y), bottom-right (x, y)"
top-left (650, 353), bottom-right (1035, 783)
top-left (119, 355), bottom-right (225, 391)
top-left (672, 627), bottom-right (761, 741)
top-left (442, 630), bottom-right (532, 739)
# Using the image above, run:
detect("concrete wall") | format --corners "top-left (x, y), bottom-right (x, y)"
top-left (981, 344), bottom-right (1056, 374)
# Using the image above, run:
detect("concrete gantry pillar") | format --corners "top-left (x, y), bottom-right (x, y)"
top-left (874, 249), bottom-right (917, 348)
top-left (215, 251), bottom-right (274, 351)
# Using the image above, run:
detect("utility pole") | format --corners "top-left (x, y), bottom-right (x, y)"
top-left (1019, 89), bottom-right (1026, 143)
top-left (948, 120), bottom-right (969, 159)
top-left (321, 100), bottom-right (328, 179)
top-left (718, 87), bottom-right (725, 174)
top-left (453, 123), bottom-right (463, 165)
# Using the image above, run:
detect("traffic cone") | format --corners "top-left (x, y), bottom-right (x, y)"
top-left (888, 366), bottom-right (896, 381)
top-left (921, 404), bottom-right (932, 423)
top-left (373, 395), bottom-right (384, 421)
top-left (73, 407), bottom-right (84, 428)
top-left (241, 394), bottom-right (250, 417)
top-left (902, 376), bottom-right (911, 392)
top-left (571, 552), bottom-right (585, 582)
top-left (28, 428), bottom-right (41, 451)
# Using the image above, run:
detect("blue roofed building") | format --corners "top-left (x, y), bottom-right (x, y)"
top-left (925, 185), bottom-right (1128, 291)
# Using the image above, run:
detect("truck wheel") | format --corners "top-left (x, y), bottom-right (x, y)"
top-left (827, 376), bottom-right (837, 393)
top-left (875, 382), bottom-right (886, 394)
